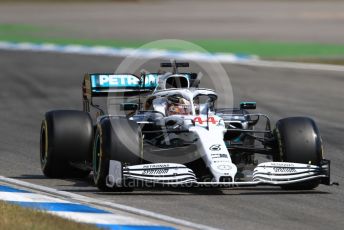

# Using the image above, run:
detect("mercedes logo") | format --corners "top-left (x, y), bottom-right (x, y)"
top-left (209, 144), bottom-right (221, 151)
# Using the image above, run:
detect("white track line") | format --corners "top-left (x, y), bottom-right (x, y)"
top-left (47, 212), bottom-right (154, 225)
top-left (0, 191), bottom-right (70, 203)
top-left (0, 41), bottom-right (252, 63)
top-left (237, 60), bottom-right (344, 72)
top-left (0, 176), bottom-right (219, 230)
top-left (0, 184), bottom-right (160, 226)
top-left (1, 41), bottom-right (344, 72)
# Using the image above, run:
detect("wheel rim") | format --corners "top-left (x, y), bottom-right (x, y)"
top-left (93, 133), bottom-right (101, 181)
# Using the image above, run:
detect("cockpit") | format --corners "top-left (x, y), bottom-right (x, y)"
top-left (145, 90), bottom-right (217, 116)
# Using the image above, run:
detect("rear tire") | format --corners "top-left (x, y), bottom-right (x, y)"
top-left (274, 117), bottom-right (323, 190)
top-left (40, 110), bottom-right (93, 178)
top-left (93, 117), bottom-right (142, 191)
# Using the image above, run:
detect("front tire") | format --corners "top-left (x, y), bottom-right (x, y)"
top-left (274, 117), bottom-right (323, 190)
top-left (93, 117), bottom-right (142, 191)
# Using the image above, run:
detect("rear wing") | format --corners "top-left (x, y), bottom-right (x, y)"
top-left (83, 72), bottom-right (199, 99)
top-left (83, 73), bottom-right (159, 99)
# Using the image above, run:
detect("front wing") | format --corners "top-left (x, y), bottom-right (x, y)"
top-left (106, 160), bottom-right (332, 188)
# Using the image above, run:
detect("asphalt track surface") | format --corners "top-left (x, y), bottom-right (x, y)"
top-left (0, 50), bottom-right (343, 230)
top-left (1, 0), bottom-right (344, 43)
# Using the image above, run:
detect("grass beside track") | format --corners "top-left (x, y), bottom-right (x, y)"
top-left (1, 23), bottom-right (344, 62)
top-left (0, 201), bottom-right (99, 230)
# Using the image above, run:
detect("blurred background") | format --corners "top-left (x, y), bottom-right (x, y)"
top-left (1, 2), bottom-right (343, 230)
top-left (0, 0), bottom-right (344, 64)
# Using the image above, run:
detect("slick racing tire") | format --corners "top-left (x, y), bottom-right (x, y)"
top-left (93, 117), bottom-right (142, 191)
top-left (274, 117), bottom-right (323, 190)
top-left (40, 110), bottom-right (93, 178)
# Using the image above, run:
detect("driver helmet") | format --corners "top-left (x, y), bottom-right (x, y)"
top-left (167, 97), bottom-right (191, 115)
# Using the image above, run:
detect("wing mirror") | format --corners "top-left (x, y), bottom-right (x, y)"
top-left (240, 102), bottom-right (256, 110)
top-left (120, 103), bottom-right (139, 111)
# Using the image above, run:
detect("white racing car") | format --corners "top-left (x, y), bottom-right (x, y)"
top-left (40, 61), bottom-right (333, 191)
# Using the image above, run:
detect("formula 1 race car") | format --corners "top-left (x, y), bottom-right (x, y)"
top-left (40, 61), bottom-right (332, 191)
